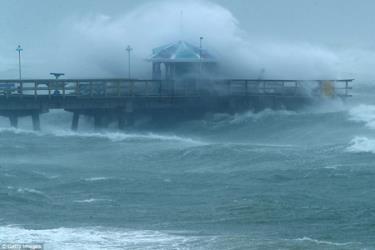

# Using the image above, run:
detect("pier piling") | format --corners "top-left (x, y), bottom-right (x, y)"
top-left (94, 113), bottom-right (103, 131)
top-left (117, 108), bottom-right (126, 130)
top-left (9, 115), bottom-right (18, 128)
top-left (71, 112), bottom-right (80, 131)
top-left (31, 112), bottom-right (40, 131)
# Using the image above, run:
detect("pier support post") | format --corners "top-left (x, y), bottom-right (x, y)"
top-left (118, 114), bottom-right (126, 130)
top-left (71, 112), bottom-right (80, 131)
top-left (126, 101), bottom-right (134, 127)
top-left (126, 113), bottom-right (135, 127)
top-left (31, 112), bottom-right (41, 131)
top-left (9, 115), bottom-right (18, 128)
top-left (94, 113), bottom-right (103, 131)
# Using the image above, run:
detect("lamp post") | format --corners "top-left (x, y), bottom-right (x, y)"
top-left (126, 45), bottom-right (133, 79)
top-left (199, 37), bottom-right (203, 78)
top-left (16, 45), bottom-right (23, 80)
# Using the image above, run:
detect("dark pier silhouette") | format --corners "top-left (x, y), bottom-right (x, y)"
top-left (0, 78), bottom-right (352, 131)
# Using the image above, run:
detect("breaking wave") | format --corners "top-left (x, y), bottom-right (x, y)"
top-left (74, 199), bottom-right (112, 203)
top-left (348, 104), bottom-right (375, 129)
top-left (0, 226), bottom-right (208, 250)
top-left (347, 136), bottom-right (375, 153)
top-left (0, 126), bottom-right (205, 145)
top-left (292, 237), bottom-right (355, 246)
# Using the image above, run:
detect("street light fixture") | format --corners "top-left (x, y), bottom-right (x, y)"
top-left (126, 45), bottom-right (133, 79)
top-left (199, 37), bottom-right (203, 78)
top-left (16, 45), bottom-right (23, 80)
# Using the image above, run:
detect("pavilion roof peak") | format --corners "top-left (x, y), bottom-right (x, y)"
top-left (149, 40), bottom-right (216, 63)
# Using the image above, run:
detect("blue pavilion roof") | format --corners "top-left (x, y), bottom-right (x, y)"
top-left (149, 41), bottom-right (216, 63)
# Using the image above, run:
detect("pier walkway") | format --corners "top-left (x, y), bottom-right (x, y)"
top-left (0, 78), bottom-right (353, 130)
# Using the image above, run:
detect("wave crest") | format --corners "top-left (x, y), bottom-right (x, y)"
top-left (293, 237), bottom-right (354, 246)
top-left (0, 226), bottom-right (212, 250)
top-left (0, 127), bottom-right (205, 145)
top-left (347, 136), bottom-right (375, 153)
top-left (349, 104), bottom-right (375, 129)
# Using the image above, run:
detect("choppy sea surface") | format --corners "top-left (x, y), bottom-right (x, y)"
top-left (1, 83), bottom-right (375, 249)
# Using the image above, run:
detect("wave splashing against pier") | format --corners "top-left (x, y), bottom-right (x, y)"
top-left (49, 0), bottom-right (339, 80)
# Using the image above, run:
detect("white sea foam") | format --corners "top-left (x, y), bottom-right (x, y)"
top-left (6, 186), bottom-right (45, 196)
top-left (229, 109), bottom-right (296, 124)
top-left (293, 237), bottom-right (354, 246)
top-left (49, 130), bottom-right (205, 144)
top-left (347, 136), bottom-right (375, 154)
top-left (348, 104), bottom-right (375, 129)
top-left (0, 126), bottom-right (205, 145)
top-left (303, 98), bottom-right (348, 114)
top-left (224, 101), bottom-right (347, 126)
top-left (83, 177), bottom-right (111, 182)
top-left (74, 199), bottom-right (112, 203)
top-left (0, 226), bottom-right (207, 250)
top-left (16, 188), bottom-right (44, 195)
top-left (0, 127), bottom-right (40, 136)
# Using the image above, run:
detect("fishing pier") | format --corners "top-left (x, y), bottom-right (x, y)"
top-left (0, 78), bottom-right (352, 130)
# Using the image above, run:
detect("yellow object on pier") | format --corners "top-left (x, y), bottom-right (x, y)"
top-left (321, 81), bottom-right (335, 97)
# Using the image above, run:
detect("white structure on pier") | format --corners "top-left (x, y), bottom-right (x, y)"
top-left (149, 40), bottom-right (217, 80)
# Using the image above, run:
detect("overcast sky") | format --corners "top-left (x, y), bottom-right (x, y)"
top-left (1, 0), bottom-right (374, 79)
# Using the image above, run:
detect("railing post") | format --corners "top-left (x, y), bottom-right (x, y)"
top-left (263, 81), bottom-right (266, 94)
top-left (20, 81), bottom-right (23, 97)
top-left (47, 81), bottom-right (51, 98)
top-left (145, 81), bottom-right (149, 96)
top-left (76, 81), bottom-right (80, 97)
top-left (5, 82), bottom-right (9, 99)
top-left (130, 81), bottom-right (134, 96)
top-left (62, 81), bottom-right (66, 98)
top-left (34, 82), bottom-right (37, 99)
top-left (171, 80), bottom-right (175, 97)
top-left (345, 81), bottom-right (349, 96)
top-left (89, 81), bottom-right (93, 97)
top-left (295, 81), bottom-right (298, 96)
top-left (117, 81), bottom-right (121, 97)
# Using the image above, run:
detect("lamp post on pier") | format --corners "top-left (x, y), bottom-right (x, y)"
top-left (16, 45), bottom-right (23, 81)
top-left (199, 37), bottom-right (203, 80)
top-left (126, 45), bottom-right (133, 79)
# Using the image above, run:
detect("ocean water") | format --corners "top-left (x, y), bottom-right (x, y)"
top-left (1, 83), bottom-right (375, 249)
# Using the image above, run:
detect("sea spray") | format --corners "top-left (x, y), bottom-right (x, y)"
top-left (50, 0), bottom-right (340, 80)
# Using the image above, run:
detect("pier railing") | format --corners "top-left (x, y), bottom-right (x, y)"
top-left (0, 78), bottom-right (353, 99)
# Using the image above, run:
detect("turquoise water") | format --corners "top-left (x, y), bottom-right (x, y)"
top-left (1, 85), bottom-right (375, 249)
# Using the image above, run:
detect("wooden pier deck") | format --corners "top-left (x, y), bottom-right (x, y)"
top-left (0, 78), bottom-right (353, 130)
